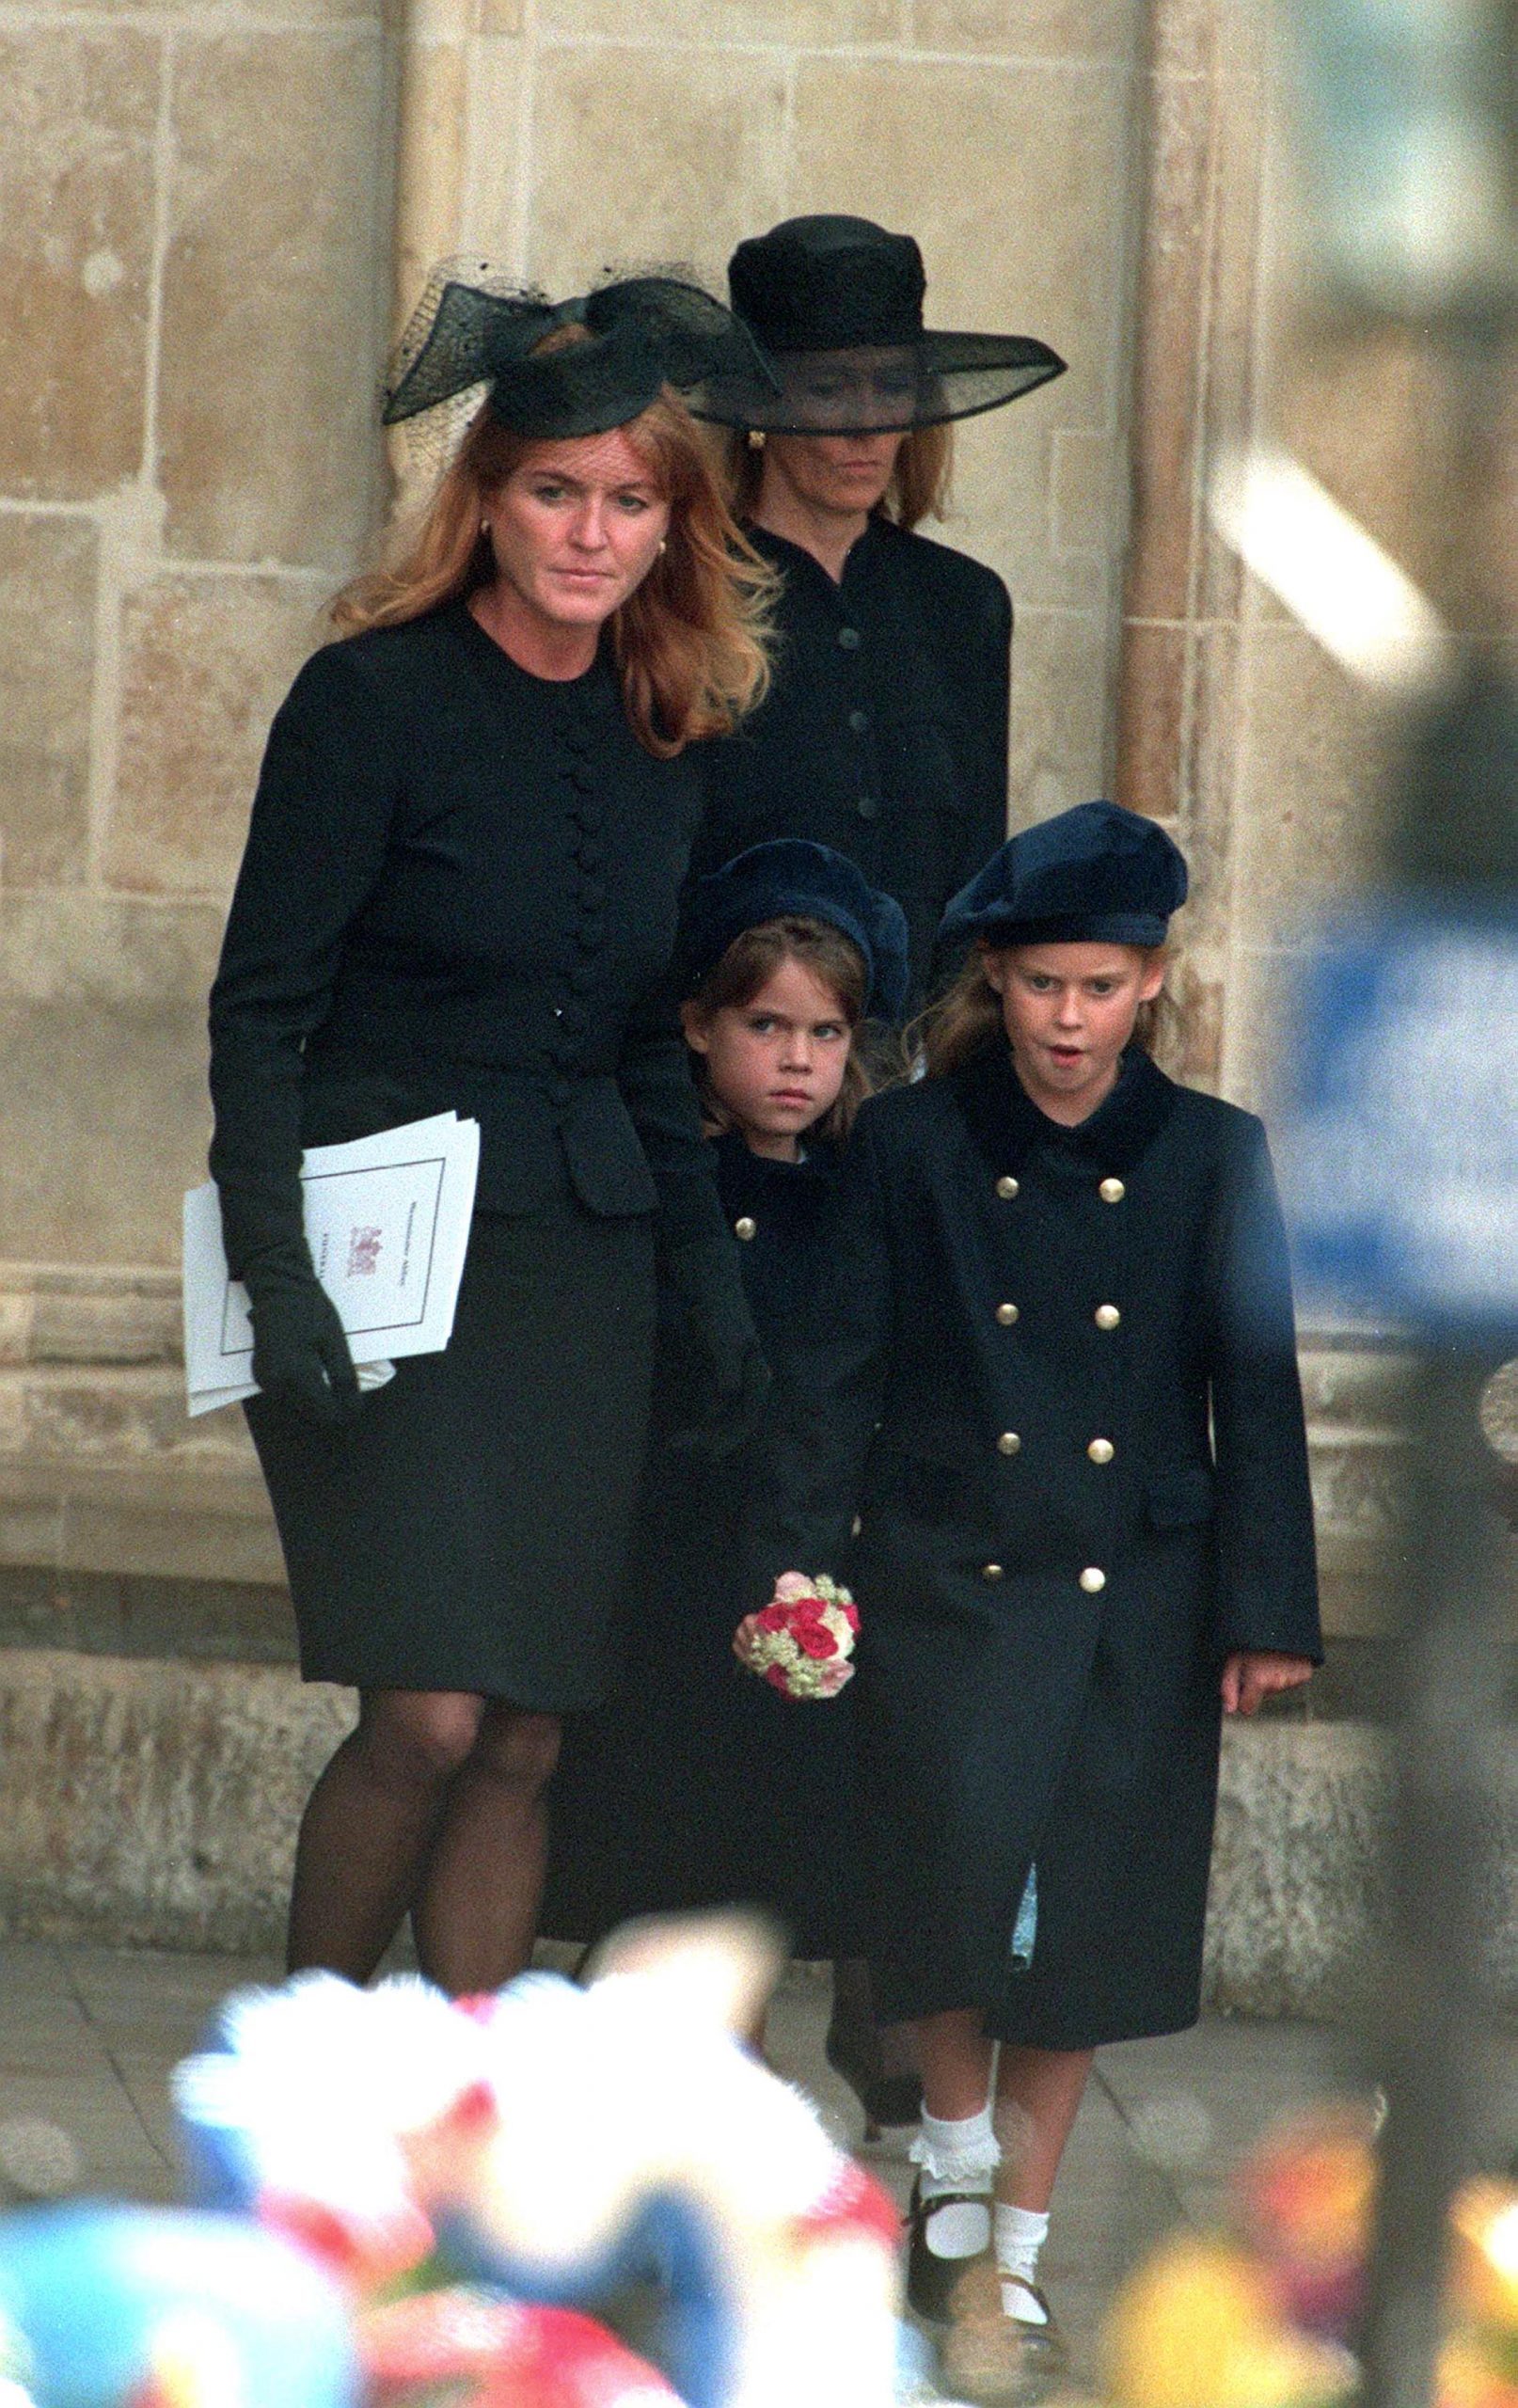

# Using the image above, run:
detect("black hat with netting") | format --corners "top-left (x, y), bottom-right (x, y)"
top-left (382, 261), bottom-right (780, 450)
top-left (691, 214), bottom-right (1067, 436)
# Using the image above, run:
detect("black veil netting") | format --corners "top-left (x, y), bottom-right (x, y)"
top-left (382, 260), bottom-right (780, 455)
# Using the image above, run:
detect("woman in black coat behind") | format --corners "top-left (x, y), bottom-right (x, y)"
top-left (690, 213), bottom-right (1066, 1013)
top-left (744, 802), bottom-right (1322, 2373)
top-left (207, 270), bottom-right (773, 1995)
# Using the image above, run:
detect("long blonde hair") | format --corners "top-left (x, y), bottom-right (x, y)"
top-left (718, 422), bottom-right (954, 532)
top-left (684, 916), bottom-right (875, 1143)
top-left (916, 943), bottom-right (1173, 1079)
top-left (333, 382), bottom-right (775, 757)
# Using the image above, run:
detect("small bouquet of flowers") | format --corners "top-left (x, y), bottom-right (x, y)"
top-left (733, 1573), bottom-right (859, 1701)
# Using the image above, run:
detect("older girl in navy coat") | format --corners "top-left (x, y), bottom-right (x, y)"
top-left (544, 841), bottom-right (916, 2111)
top-left (746, 801), bottom-right (1321, 2374)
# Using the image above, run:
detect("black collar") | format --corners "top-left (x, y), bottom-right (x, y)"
top-left (745, 516), bottom-right (893, 601)
top-left (715, 1126), bottom-right (842, 1206)
top-left (951, 1043), bottom-right (1178, 1179)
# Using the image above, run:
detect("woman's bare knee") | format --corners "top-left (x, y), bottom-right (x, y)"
top-left (356, 1689), bottom-right (485, 1792)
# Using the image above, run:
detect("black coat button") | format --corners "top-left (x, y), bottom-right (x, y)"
top-left (571, 765), bottom-right (596, 793)
top-left (856, 795), bottom-right (879, 820)
top-left (577, 840), bottom-right (604, 869)
top-left (848, 707), bottom-right (870, 734)
top-left (838, 626), bottom-right (862, 650)
top-left (573, 803), bottom-right (605, 833)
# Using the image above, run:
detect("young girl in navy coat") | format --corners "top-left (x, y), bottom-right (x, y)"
top-left (745, 800), bottom-right (1322, 2377)
top-left (544, 840), bottom-right (917, 2115)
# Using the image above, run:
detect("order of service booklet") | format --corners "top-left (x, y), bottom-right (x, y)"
top-left (182, 1111), bottom-right (481, 1418)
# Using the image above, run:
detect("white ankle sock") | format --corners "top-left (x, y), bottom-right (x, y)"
top-left (994, 2203), bottom-right (1050, 2323)
top-left (909, 2105), bottom-right (1000, 2260)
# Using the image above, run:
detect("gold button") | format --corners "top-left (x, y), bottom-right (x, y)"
top-left (982, 1562), bottom-right (1004, 1582)
top-left (1099, 1177), bottom-right (1126, 1204)
top-left (995, 1302), bottom-right (1019, 1325)
top-left (734, 1216), bottom-right (756, 1241)
top-left (995, 1175), bottom-right (1020, 1199)
top-left (1087, 1437), bottom-right (1115, 1465)
top-left (1095, 1303), bottom-right (1121, 1330)
top-left (997, 1431), bottom-right (1021, 1455)
top-left (1080, 1566), bottom-right (1106, 1594)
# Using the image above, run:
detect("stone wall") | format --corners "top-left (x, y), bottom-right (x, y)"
top-left (2, 0), bottom-right (1431, 1630)
top-left (2, 0), bottom-right (1154, 1598)
top-left (3, 0), bottom-right (1513, 1967)
top-left (0, 0), bottom-right (392, 1275)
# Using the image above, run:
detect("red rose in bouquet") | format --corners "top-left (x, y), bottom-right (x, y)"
top-left (733, 1575), bottom-right (858, 1701)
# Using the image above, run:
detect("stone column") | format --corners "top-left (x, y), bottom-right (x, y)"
top-left (1113, 0), bottom-right (1416, 1646)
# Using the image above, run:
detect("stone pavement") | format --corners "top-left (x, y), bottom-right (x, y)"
top-left (0, 1938), bottom-right (1343, 2386)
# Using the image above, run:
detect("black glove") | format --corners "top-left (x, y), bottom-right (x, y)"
top-left (243, 1244), bottom-right (362, 1425)
top-left (662, 1243), bottom-right (771, 1463)
top-left (667, 1328), bottom-right (771, 1464)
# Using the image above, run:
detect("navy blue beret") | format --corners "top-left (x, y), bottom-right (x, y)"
top-left (676, 839), bottom-right (911, 1022)
top-left (939, 800), bottom-right (1188, 950)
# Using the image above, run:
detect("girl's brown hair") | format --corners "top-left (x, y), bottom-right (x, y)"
top-left (916, 943), bottom-right (1174, 1080)
top-left (684, 915), bottom-right (875, 1143)
top-left (718, 421), bottom-right (954, 532)
top-left (332, 369), bottom-right (775, 758)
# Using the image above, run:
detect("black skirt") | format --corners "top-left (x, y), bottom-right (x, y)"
top-left (245, 1197), bottom-right (656, 1706)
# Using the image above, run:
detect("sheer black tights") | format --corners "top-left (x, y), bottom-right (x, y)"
top-left (286, 1688), bottom-right (561, 1995)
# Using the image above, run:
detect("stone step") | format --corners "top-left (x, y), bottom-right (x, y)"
top-left (1, 1646), bottom-right (1514, 2018)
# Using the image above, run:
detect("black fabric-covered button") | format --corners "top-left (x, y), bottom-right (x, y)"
top-left (838, 626), bottom-right (862, 651)
top-left (577, 839), bottom-right (604, 869)
top-left (848, 707), bottom-right (870, 734)
top-left (548, 1081), bottom-right (573, 1109)
top-left (856, 795), bottom-right (879, 821)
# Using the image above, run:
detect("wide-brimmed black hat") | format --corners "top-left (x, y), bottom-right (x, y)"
top-left (676, 839), bottom-right (911, 1022)
top-left (383, 260), bottom-right (778, 444)
top-left (691, 214), bottom-right (1067, 436)
top-left (940, 801), bottom-right (1188, 950)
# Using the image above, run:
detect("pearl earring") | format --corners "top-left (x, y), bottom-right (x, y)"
top-left (658, 538), bottom-right (668, 555)
top-left (747, 429), bottom-right (767, 452)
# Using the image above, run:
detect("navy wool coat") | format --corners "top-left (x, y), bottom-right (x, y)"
top-left (689, 520), bottom-right (1011, 1013)
top-left (746, 1043), bottom-right (1322, 2047)
top-left (544, 1131), bottom-right (866, 1956)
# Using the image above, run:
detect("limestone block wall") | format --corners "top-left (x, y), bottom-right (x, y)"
top-left (1, 0), bottom-right (1149, 1592)
top-left (0, 0), bottom-right (392, 1278)
top-left (2, 0), bottom-right (1513, 1973)
top-left (2, 0), bottom-right (1504, 1637)
top-left (392, 0), bottom-right (1145, 813)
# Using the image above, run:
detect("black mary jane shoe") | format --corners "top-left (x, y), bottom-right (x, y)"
top-left (904, 2176), bottom-right (993, 2326)
top-left (941, 2262), bottom-right (1068, 2403)
top-left (825, 2013), bottom-right (923, 2140)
